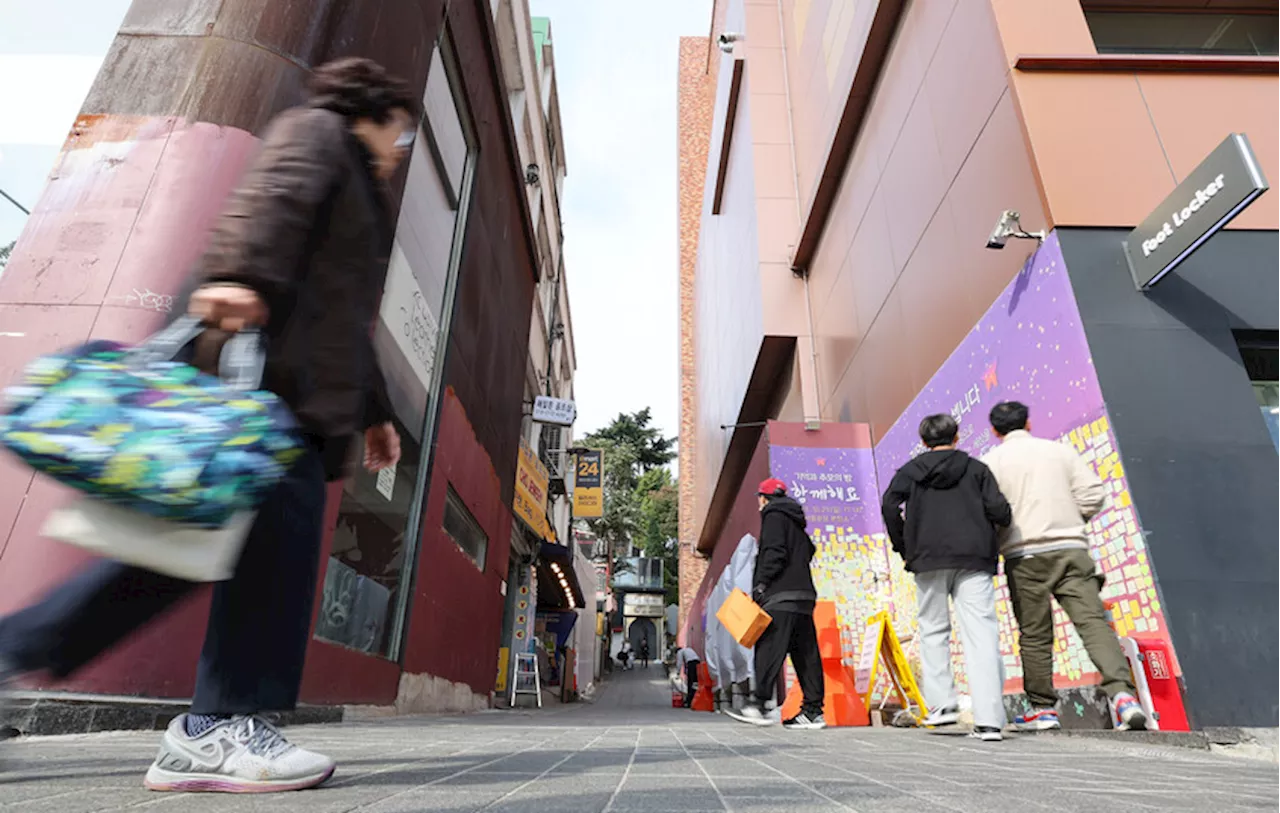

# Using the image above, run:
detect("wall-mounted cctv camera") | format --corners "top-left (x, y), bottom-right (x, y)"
top-left (985, 210), bottom-right (1046, 250)
top-left (718, 32), bottom-right (744, 54)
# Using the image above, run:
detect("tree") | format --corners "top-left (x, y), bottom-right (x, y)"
top-left (579, 409), bottom-right (677, 598)
top-left (635, 468), bottom-right (679, 604)
top-left (0, 240), bottom-right (13, 274)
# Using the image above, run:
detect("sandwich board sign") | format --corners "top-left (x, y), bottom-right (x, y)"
top-left (854, 611), bottom-right (928, 718)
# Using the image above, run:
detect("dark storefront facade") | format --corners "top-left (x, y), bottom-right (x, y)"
top-left (0, 0), bottom-right (540, 714)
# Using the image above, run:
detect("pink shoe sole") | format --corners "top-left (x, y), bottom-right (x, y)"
top-left (145, 765), bottom-right (335, 793)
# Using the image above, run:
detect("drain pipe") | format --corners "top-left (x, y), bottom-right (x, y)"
top-left (776, 0), bottom-right (821, 431)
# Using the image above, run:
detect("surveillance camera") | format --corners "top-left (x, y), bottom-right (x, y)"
top-left (985, 209), bottom-right (1045, 250)
top-left (718, 32), bottom-right (743, 54)
top-left (986, 211), bottom-right (1016, 250)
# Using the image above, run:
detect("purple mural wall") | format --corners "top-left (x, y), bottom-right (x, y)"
top-left (873, 233), bottom-right (1179, 694)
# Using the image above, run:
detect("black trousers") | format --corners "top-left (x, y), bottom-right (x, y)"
top-left (683, 659), bottom-right (700, 707)
top-left (753, 609), bottom-right (824, 717)
top-left (0, 448), bottom-right (326, 715)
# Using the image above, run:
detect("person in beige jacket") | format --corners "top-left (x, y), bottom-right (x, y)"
top-left (982, 401), bottom-right (1148, 732)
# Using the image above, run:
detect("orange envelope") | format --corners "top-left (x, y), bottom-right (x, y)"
top-left (716, 588), bottom-right (772, 647)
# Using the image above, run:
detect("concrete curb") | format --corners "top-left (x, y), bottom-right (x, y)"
top-left (1, 691), bottom-right (342, 737)
top-left (1046, 727), bottom-right (1280, 763)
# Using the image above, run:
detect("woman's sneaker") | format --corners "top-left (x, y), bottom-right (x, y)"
top-left (921, 705), bottom-right (960, 727)
top-left (144, 714), bottom-right (335, 793)
top-left (1113, 693), bottom-right (1149, 731)
top-left (1014, 708), bottom-right (1061, 731)
top-left (782, 712), bottom-right (826, 730)
top-left (969, 726), bottom-right (1004, 742)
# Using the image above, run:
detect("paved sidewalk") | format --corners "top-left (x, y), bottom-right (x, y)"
top-left (2, 666), bottom-right (1276, 812)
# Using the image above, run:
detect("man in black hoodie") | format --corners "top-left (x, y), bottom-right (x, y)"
top-left (881, 415), bottom-right (1012, 741)
top-left (732, 478), bottom-right (826, 730)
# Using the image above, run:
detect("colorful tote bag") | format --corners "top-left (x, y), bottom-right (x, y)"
top-left (0, 316), bottom-right (303, 527)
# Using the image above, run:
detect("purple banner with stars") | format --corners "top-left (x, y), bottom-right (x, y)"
top-left (768, 445), bottom-right (881, 536)
top-left (874, 232), bottom-right (1103, 473)
top-left (872, 232), bottom-right (1180, 690)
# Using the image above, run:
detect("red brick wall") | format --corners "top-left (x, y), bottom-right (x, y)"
top-left (676, 36), bottom-right (716, 643)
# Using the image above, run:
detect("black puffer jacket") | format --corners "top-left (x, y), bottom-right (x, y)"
top-left (880, 450), bottom-right (1011, 574)
top-left (752, 496), bottom-right (818, 613)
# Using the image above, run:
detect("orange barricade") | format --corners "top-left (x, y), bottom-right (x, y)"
top-left (779, 601), bottom-right (870, 726)
top-left (690, 661), bottom-right (715, 711)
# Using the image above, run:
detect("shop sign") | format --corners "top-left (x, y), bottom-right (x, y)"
top-left (533, 395), bottom-right (576, 426)
top-left (1124, 133), bottom-right (1268, 289)
top-left (623, 593), bottom-right (666, 617)
top-left (572, 448), bottom-right (604, 518)
top-left (514, 439), bottom-right (552, 539)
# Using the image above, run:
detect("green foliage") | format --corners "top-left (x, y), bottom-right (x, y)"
top-left (579, 409), bottom-right (679, 603)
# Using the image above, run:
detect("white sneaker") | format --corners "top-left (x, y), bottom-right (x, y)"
top-left (969, 726), bottom-right (1004, 742)
top-left (727, 704), bottom-right (776, 727)
top-left (144, 714), bottom-right (335, 793)
top-left (921, 706), bottom-right (960, 727)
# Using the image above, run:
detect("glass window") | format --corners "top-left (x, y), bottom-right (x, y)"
top-left (1085, 11), bottom-right (1279, 56)
top-left (443, 486), bottom-right (488, 569)
top-left (317, 30), bottom-right (477, 659)
top-left (1236, 331), bottom-right (1279, 453)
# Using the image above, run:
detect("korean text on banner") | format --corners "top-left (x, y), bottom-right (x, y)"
top-left (514, 439), bottom-right (552, 539)
top-left (573, 448), bottom-right (603, 518)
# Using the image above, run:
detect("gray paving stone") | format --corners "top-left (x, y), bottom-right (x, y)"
top-left (0, 667), bottom-right (1275, 812)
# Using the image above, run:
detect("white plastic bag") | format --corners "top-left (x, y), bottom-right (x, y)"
top-left (42, 498), bottom-right (254, 582)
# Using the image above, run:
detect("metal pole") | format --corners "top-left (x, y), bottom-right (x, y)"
top-left (0, 187), bottom-right (30, 216)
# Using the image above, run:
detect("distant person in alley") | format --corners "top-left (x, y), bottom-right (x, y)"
top-left (0, 58), bottom-right (414, 792)
top-left (881, 414), bottom-right (1012, 742)
top-left (675, 645), bottom-right (701, 708)
top-left (982, 401), bottom-right (1148, 732)
top-left (732, 478), bottom-right (826, 730)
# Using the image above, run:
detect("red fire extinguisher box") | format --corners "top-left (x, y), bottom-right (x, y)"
top-left (1135, 636), bottom-right (1190, 731)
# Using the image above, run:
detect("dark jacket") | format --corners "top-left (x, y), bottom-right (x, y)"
top-left (880, 449), bottom-right (1012, 575)
top-left (752, 496), bottom-right (818, 613)
top-left (182, 105), bottom-right (394, 480)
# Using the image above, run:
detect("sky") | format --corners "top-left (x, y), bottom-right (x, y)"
top-left (0, 0), bottom-right (713, 449)
top-left (528, 0), bottom-right (712, 445)
top-left (0, 1), bottom-right (132, 250)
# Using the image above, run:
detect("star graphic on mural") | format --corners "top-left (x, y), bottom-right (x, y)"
top-left (983, 360), bottom-right (999, 391)
top-left (816, 458), bottom-right (826, 467)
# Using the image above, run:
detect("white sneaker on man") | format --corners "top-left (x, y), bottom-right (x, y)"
top-left (921, 705), bottom-right (960, 727)
top-left (144, 714), bottom-right (335, 793)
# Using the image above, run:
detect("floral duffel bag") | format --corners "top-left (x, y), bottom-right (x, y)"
top-left (0, 316), bottom-right (304, 528)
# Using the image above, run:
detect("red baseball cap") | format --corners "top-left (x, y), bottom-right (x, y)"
top-left (757, 478), bottom-right (787, 496)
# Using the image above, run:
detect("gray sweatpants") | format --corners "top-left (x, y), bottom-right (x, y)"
top-left (915, 568), bottom-right (1006, 730)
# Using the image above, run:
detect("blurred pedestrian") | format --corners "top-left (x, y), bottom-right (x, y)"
top-left (881, 415), bottom-right (1012, 742)
top-left (639, 638), bottom-right (651, 669)
top-left (0, 57), bottom-right (416, 792)
top-left (732, 479), bottom-right (826, 730)
top-left (675, 646), bottom-right (701, 708)
top-left (982, 401), bottom-right (1148, 732)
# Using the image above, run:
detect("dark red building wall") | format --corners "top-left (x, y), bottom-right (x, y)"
top-left (0, 0), bottom-right (535, 706)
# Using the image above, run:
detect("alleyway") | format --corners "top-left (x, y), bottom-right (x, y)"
top-left (2, 666), bottom-right (1276, 812)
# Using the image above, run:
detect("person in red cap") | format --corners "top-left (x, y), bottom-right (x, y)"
top-left (729, 478), bottom-right (826, 730)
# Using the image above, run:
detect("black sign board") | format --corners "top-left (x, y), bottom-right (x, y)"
top-left (1123, 133), bottom-right (1268, 289)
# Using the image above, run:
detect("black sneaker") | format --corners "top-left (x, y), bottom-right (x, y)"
top-left (782, 712), bottom-right (827, 730)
